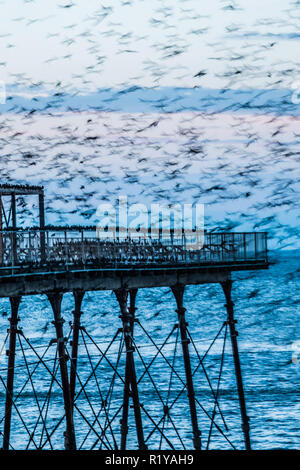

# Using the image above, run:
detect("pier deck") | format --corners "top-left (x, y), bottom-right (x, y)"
top-left (0, 229), bottom-right (268, 296)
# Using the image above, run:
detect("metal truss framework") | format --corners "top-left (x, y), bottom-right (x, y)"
top-left (0, 282), bottom-right (251, 450)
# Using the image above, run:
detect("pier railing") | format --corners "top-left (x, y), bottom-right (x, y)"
top-left (0, 229), bottom-right (267, 272)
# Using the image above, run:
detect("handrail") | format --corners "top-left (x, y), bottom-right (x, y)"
top-left (0, 230), bottom-right (268, 271)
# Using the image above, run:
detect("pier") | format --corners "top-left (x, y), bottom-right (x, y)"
top-left (0, 184), bottom-right (268, 450)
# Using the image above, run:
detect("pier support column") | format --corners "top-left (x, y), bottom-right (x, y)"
top-left (70, 290), bottom-right (85, 408)
top-left (2, 296), bottom-right (22, 450)
top-left (129, 288), bottom-right (138, 320)
top-left (221, 280), bottom-right (251, 450)
top-left (115, 288), bottom-right (147, 450)
top-left (172, 284), bottom-right (201, 450)
top-left (47, 292), bottom-right (76, 450)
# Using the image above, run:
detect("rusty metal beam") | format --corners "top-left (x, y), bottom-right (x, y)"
top-left (39, 193), bottom-right (46, 263)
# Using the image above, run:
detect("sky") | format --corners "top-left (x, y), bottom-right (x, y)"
top-left (0, 0), bottom-right (299, 250)
top-left (0, 0), bottom-right (300, 93)
top-left (0, 2), bottom-right (299, 452)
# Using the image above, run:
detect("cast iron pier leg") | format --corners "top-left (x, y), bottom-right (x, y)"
top-left (221, 280), bottom-right (251, 450)
top-left (70, 290), bottom-right (85, 408)
top-left (120, 288), bottom-right (137, 450)
top-left (115, 288), bottom-right (147, 450)
top-left (47, 292), bottom-right (76, 450)
top-left (172, 284), bottom-right (201, 450)
top-left (2, 296), bottom-right (22, 450)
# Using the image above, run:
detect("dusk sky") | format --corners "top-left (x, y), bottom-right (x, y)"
top-left (0, 0), bottom-right (299, 249)
top-left (1, 0), bottom-right (299, 93)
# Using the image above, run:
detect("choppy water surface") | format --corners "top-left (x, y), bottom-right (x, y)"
top-left (0, 250), bottom-right (299, 450)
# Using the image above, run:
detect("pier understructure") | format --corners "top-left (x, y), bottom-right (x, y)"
top-left (0, 184), bottom-right (268, 450)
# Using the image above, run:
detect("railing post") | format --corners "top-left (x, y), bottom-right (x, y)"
top-left (3, 296), bottom-right (22, 450)
top-left (232, 233), bottom-right (235, 260)
top-left (64, 230), bottom-right (69, 267)
top-left (39, 193), bottom-right (46, 263)
top-left (97, 236), bottom-right (100, 261)
top-left (10, 232), bottom-right (14, 274)
top-left (43, 230), bottom-right (48, 262)
top-left (171, 284), bottom-right (201, 450)
top-left (28, 231), bottom-right (32, 263)
top-left (80, 229), bottom-right (85, 266)
top-left (11, 194), bottom-right (17, 266)
top-left (221, 280), bottom-right (251, 450)
top-left (243, 233), bottom-right (246, 261)
top-left (221, 232), bottom-right (224, 261)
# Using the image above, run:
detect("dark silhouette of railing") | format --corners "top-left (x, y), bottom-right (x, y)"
top-left (0, 229), bottom-right (267, 273)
